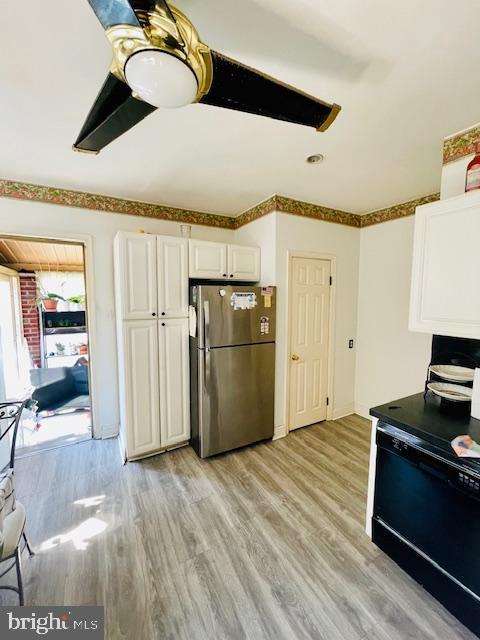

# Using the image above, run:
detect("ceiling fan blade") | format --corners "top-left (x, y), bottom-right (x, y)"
top-left (87, 0), bottom-right (141, 29)
top-left (200, 51), bottom-right (340, 132)
top-left (73, 73), bottom-right (156, 153)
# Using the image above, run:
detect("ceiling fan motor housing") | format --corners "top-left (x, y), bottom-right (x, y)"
top-left (106, 4), bottom-right (213, 105)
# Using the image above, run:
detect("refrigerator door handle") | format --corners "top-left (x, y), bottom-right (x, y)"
top-left (204, 300), bottom-right (210, 350)
top-left (204, 348), bottom-right (210, 388)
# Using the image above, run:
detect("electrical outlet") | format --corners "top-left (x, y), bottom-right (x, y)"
top-left (349, 339), bottom-right (354, 349)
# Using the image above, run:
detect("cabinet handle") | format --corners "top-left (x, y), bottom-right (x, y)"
top-left (161, 322), bottom-right (166, 327)
top-left (152, 312), bottom-right (156, 317)
top-left (222, 273), bottom-right (227, 278)
top-left (230, 274), bottom-right (234, 278)
top-left (161, 312), bottom-right (165, 316)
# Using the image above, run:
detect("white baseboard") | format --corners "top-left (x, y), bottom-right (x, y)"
top-left (273, 424), bottom-right (288, 440)
top-left (94, 422), bottom-right (119, 439)
top-left (332, 404), bottom-right (355, 420)
top-left (354, 403), bottom-right (372, 420)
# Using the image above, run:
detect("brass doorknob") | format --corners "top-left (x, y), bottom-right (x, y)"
top-left (291, 354), bottom-right (300, 361)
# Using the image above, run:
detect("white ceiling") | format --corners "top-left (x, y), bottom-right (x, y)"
top-left (1, 0), bottom-right (480, 216)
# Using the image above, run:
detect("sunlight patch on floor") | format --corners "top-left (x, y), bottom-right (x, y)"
top-left (39, 517), bottom-right (107, 552)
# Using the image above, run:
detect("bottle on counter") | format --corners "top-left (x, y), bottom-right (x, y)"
top-left (465, 142), bottom-right (480, 192)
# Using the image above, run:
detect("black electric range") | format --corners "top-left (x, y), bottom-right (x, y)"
top-left (371, 393), bottom-right (480, 637)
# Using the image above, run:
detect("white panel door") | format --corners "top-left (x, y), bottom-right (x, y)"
top-left (117, 233), bottom-right (157, 320)
top-left (158, 318), bottom-right (190, 447)
top-left (189, 240), bottom-right (227, 279)
top-left (157, 236), bottom-right (188, 318)
top-left (289, 258), bottom-right (331, 430)
top-left (123, 320), bottom-right (161, 457)
top-left (410, 192), bottom-right (480, 339)
top-left (227, 244), bottom-right (261, 281)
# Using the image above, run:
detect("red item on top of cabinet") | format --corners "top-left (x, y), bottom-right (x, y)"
top-left (465, 142), bottom-right (480, 192)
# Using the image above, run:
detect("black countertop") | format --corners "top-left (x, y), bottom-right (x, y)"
top-left (370, 392), bottom-right (480, 459)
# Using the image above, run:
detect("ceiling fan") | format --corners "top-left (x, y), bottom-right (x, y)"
top-left (73, 0), bottom-right (341, 154)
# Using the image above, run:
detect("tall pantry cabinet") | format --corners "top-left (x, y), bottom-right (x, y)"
top-left (114, 232), bottom-right (190, 460)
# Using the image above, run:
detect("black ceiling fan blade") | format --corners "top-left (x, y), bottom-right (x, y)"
top-left (200, 51), bottom-right (340, 131)
top-left (73, 73), bottom-right (157, 153)
top-left (87, 0), bottom-right (142, 29)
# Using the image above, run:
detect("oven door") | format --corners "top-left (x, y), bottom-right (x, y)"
top-left (373, 424), bottom-right (480, 598)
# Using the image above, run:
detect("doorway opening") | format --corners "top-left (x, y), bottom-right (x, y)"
top-left (287, 254), bottom-right (335, 432)
top-left (0, 236), bottom-right (92, 457)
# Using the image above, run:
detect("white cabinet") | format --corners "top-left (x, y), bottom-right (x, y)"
top-left (189, 239), bottom-right (260, 281)
top-left (115, 232), bottom-right (188, 320)
top-left (114, 232), bottom-right (190, 461)
top-left (409, 191), bottom-right (480, 339)
top-left (158, 319), bottom-right (190, 448)
top-left (228, 244), bottom-right (261, 281)
top-left (157, 236), bottom-right (188, 318)
top-left (189, 240), bottom-right (228, 279)
top-left (121, 320), bottom-right (161, 458)
top-left (114, 233), bottom-right (157, 320)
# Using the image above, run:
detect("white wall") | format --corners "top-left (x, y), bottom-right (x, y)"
top-left (0, 197), bottom-right (234, 437)
top-left (355, 217), bottom-right (431, 418)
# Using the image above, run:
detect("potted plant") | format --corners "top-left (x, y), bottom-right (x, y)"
top-left (55, 342), bottom-right (66, 356)
top-left (39, 293), bottom-right (65, 312)
top-left (66, 295), bottom-right (86, 311)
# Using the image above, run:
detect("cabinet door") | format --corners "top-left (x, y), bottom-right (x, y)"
top-left (189, 240), bottom-right (227, 279)
top-left (227, 244), bottom-right (261, 281)
top-left (157, 236), bottom-right (188, 318)
top-left (123, 320), bottom-right (161, 458)
top-left (409, 192), bottom-right (480, 339)
top-left (158, 318), bottom-right (190, 447)
top-left (116, 233), bottom-right (157, 320)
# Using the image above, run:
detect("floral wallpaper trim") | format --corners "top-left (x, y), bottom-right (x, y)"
top-left (443, 124), bottom-right (480, 164)
top-left (275, 196), bottom-right (361, 228)
top-left (234, 196), bottom-right (278, 228)
top-left (0, 178), bottom-right (439, 231)
top-left (0, 179), bottom-right (236, 229)
top-left (360, 193), bottom-right (440, 228)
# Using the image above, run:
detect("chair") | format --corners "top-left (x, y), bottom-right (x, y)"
top-left (0, 401), bottom-right (34, 605)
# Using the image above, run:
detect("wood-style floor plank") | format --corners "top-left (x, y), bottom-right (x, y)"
top-left (0, 416), bottom-right (476, 640)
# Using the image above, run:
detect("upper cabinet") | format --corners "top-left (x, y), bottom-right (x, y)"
top-left (189, 240), bottom-right (228, 279)
top-left (228, 244), bottom-right (261, 281)
top-left (189, 239), bottom-right (260, 281)
top-left (409, 191), bottom-right (480, 339)
top-left (157, 236), bottom-right (188, 318)
top-left (115, 232), bottom-right (188, 320)
top-left (114, 232), bottom-right (157, 320)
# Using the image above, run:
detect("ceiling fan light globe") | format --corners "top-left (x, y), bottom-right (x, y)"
top-left (125, 50), bottom-right (198, 108)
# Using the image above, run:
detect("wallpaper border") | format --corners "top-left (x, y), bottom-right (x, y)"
top-left (0, 177), bottom-right (438, 231)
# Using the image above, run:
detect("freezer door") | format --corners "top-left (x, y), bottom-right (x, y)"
top-left (194, 285), bottom-right (276, 348)
top-left (196, 342), bottom-right (275, 458)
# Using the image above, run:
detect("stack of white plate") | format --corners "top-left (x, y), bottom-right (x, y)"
top-left (428, 365), bottom-right (474, 402)
top-left (429, 365), bottom-right (474, 383)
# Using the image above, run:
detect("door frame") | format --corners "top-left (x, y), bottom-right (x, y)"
top-left (285, 251), bottom-right (336, 433)
top-left (0, 233), bottom-right (100, 438)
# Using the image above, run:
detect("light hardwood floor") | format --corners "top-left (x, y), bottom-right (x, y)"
top-left (1, 415), bottom-right (476, 640)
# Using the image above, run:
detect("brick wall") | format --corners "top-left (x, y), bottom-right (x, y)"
top-left (19, 274), bottom-right (41, 368)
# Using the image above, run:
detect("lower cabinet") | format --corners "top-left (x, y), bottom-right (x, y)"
top-left (121, 320), bottom-right (161, 459)
top-left (158, 318), bottom-right (190, 448)
top-left (118, 318), bottom-right (190, 460)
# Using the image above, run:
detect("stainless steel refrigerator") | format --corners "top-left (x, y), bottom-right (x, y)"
top-left (189, 284), bottom-right (276, 458)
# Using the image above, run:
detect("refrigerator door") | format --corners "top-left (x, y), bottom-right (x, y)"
top-left (193, 285), bottom-right (276, 348)
top-left (194, 342), bottom-right (275, 458)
